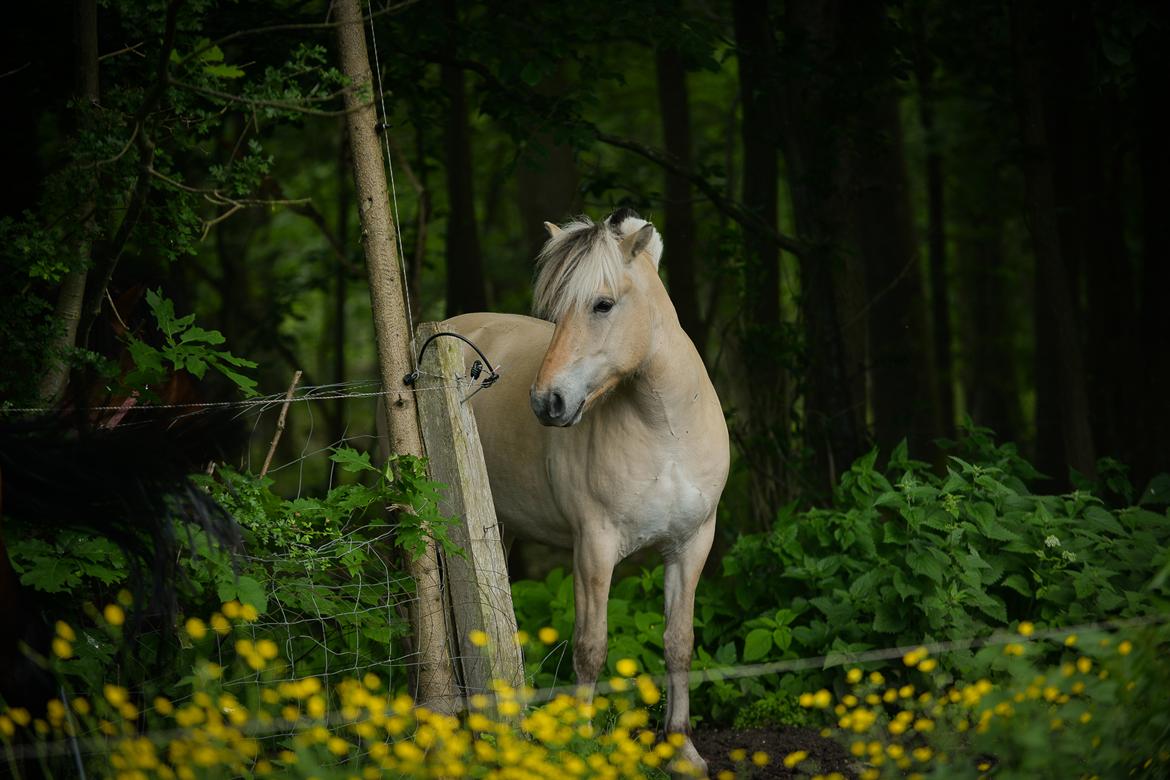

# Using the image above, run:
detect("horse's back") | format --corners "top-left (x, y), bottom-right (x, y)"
top-left (442, 313), bottom-right (571, 547)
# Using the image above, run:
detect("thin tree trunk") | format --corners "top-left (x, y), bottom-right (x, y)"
top-left (38, 0), bottom-right (99, 403)
top-left (852, 92), bottom-right (941, 457)
top-left (655, 43), bottom-right (705, 356)
top-left (911, 6), bottom-right (955, 439)
top-left (333, 121), bottom-right (350, 448)
top-left (442, 0), bottom-right (486, 315)
top-left (773, 0), bottom-right (865, 493)
top-left (1010, 1), bottom-right (1097, 480)
top-left (1135, 41), bottom-right (1170, 486)
top-left (732, 0), bottom-right (792, 520)
top-left (334, 0), bottom-right (457, 707)
top-left (954, 186), bottom-right (1024, 443)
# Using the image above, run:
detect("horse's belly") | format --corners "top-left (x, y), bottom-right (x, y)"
top-left (444, 312), bottom-right (575, 549)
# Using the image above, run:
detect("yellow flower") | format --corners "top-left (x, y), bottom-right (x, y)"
top-left (913, 747), bottom-right (933, 762)
top-left (468, 629), bottom-right (489, 647)
top-left (918, 658), bottom-right (937, 672)
top-left (52, 637), bottom-right (73, 659)
top-left (210, 613), bottom-right (231, 635)
top-left (799, 692), bottom-right (814, 708)
top-left (782, 750), bottom-right (806, 768)
top-left (240, 603), bottom-right (259, 621)
top-left (55, 620), bottom-right (76, 642)
top-left (812, 689), bottom-right (832, 709)
top-left (753, 751), bottom-right (771, 767)
top-left (8, 708), bottom-right (31, 726)
top-left (616, 658), bottom-right (638, 677)
top-left (1119, 640), bottom-right (1133, 656)
top-left (846, 667), bottom-right (863, 684)
top-left (1018, 621), bottom-right (1035, 637)
top-left (1077, 657), bottom-right (1092, 674)
top-left (869, 671), bottom-right (885, 685)
top-left (222, 600), bottom-right (242, 619)
top-left (153, 696), bottom-right (174, 716)
top-left (257, 639), bottom-right (279, 660)
top-left (1064, 634), bottom-right (1078, 646)
top-left (538, 627), bottom-right (559, 645)
top-left (729, 748), bottom-right (747, 762)
top-left (902, 646), bottom-right (928, 667)
top-left (327, 736), bottom-right (350, 756)
top-left (72, 697), bottom-right (90, 716)
top-left (103, 684), bottom-right (128, 707)
top-left (104, 604), bottom-right (125, 627)
top-left (185, 617), bottom-right (207, 640)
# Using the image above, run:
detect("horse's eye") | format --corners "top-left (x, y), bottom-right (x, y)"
top-left (593, 298), bottom-right (614, 314)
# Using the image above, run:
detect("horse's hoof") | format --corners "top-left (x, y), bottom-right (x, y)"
top-left (669, 740), bottom-right (709, 778)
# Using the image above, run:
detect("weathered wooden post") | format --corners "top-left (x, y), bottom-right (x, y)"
top-left (414, 322), bottom-right (524, 694)
top-left (333, 0), bottom-right (457, 706)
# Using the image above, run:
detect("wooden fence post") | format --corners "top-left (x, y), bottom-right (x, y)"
top-left (415, 321), bottom-right (524, 695)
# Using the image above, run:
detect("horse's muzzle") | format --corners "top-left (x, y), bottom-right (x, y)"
top-left (531, 387), bottom-right (580, 427)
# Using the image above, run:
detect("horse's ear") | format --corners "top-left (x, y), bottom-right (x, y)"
top-left (543, 221), bottom-right (563, 238)
top-left (620, 223), bottom-right (663, 268)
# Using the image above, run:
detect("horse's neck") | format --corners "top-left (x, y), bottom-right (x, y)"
top-left (606, 317), bottom-right (713, 442)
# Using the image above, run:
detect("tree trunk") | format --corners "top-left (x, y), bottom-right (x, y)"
top-left (773, 0), bottom-right (865, 493)
top-left (334, 0), bottom-right (457, 707)
top-left (852, 91), bottom-right (941, 457)
top-left (655, 43), bottom-right (705, 357)
top-left (732, 0), bottom-right (793, 520)
top-left (442, 0), bottom-right (487, 315)
top-left (37, 0), bottom-right (99, 403)
top-left (911, 6), bottom-right (955, 439)
top-left (1135, 37), bottom-right (1170, 486)
top-left (1009, 1), bottom-right (1097, 480)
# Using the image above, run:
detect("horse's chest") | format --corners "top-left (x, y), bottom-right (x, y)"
top-left (575, 455), bottom-right (715, 556)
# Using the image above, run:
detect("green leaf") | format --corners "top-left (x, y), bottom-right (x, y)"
top-left (742, 628), bottom-right (773, 662)
top-left (235, 575), bottom-right (268, 612)
top-left (1001, 573), bottom-right (1032, 597)
top-left (906, 548), bottom-right (944, 584)
top-left (205, 63), bottom-right (246, 79)
top-left (331, 447), bottom-right (376, 473)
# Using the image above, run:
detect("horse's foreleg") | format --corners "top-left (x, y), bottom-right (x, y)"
top-left (663, 514), bottom-right (716, 776)
top-left (571, 533), bottom-right (618, 697)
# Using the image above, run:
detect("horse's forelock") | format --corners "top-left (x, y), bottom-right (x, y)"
top-left (532, 217), bottom-right (624, 322)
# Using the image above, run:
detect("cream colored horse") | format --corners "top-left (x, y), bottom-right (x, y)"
top-left (447, 209), bottom-right (729, 774)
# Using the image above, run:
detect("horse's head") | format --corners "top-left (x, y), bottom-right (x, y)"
top-left (529, 210), bottom-right (665, 427)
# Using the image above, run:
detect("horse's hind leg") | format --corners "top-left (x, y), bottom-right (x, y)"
top-left (571, 532), bottom-right (619, 695)
top-left (663, 514), bottom-right (716, 777)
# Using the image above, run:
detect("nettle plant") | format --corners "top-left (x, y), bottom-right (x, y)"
top-left (719, 429), bottom-right (1170, 680)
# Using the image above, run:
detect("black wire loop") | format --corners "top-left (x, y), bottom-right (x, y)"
top-left (402, 332), bottom-right (500, 389)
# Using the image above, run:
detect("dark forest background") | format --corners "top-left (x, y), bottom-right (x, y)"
top-left (2, 0), bottom-right (1167, 537)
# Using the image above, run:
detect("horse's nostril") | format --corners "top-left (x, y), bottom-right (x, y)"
top-left (549, 391), bottom-right (565, 418)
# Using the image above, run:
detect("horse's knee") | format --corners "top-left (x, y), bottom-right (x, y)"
top-left (663, 626), bottom-right (694, 672)
top-left (574, 632), bottom-right (607, 683)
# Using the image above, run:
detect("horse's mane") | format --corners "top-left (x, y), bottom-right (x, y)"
top-left (531, 211), bottom-right (663, 322)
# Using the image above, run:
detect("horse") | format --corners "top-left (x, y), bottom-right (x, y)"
top-left (447, 208), bottom-right (730, 774)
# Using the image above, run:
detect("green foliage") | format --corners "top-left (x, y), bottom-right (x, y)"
top-left (732, 690), bottom-right (816, 730)
top-left (123, 289), bottom-right (259, 397)
top-left (7, 532), bottom-right (126, 593)
top-left (718, 429), bottom-right (1170, 679)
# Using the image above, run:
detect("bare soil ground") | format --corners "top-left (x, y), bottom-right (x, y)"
top-left (693, 726), bottom-right (856, 779)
